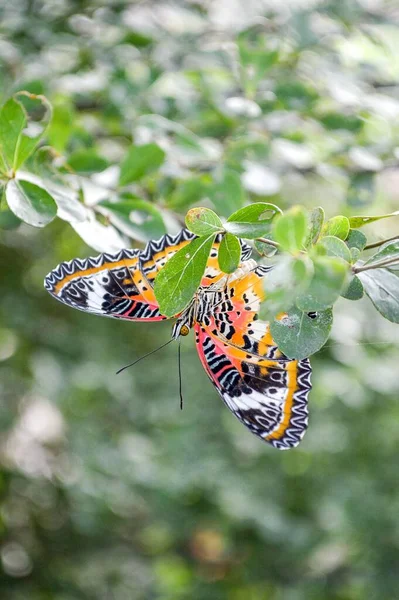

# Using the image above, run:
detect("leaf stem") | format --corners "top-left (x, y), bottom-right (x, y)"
top-left (256, 237), bottom-right (280, 249)
top-left (364, 235), bottom-right (399, 250)
top-left (353, 256), bottom-right (399, 274)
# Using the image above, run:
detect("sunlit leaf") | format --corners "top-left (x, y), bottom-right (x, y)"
top-left (6, 179), bottom-right (57, 227)
top-left (321, 215), bottom-right (350, 240)
top-left (273, 206), bottom-right (308, 252)
top-left (359, 268), bottom-right (399, 324)
top-left (185, 207), bottom-right (223, 236)
top-left (349, 211), bottom-right (399, 228)
top-left (270, 307), bottom-right (333, 360)
top-left (119, 143), bottom-right (165, 186)
top-left (154, 234), bottom-right (215, 317)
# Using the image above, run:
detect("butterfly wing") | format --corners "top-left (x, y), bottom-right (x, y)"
top-left (44, 230), bottom-right (196, 320)
top-left (195, 265), bottom-right (311, 449)
top-left (45, 229), bottom-right (252, 321)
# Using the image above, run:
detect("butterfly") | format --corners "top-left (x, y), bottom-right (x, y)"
top-left (44, 229), bottom-right (311, 449)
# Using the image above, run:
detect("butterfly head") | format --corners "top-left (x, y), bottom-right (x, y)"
top-left (172, 319), bottom-right (191, 339)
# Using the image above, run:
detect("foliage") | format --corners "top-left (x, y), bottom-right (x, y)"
top-left (1, 1), bottom-right (399, 599)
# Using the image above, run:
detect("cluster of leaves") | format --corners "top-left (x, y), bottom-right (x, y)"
top-left (0, 90), bottom-right (398, 362)
top-left (154, 204), bottom-right (399, 360)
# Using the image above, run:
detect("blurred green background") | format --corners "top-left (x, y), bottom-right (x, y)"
top-left (1, 1), bottom-right (399, 598)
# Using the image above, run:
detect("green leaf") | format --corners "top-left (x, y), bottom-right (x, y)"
top-left (0, 94), bottom-right (52, 171)
top-left (119, 143), bottom-right (165, 186)
top-left (0, 98), bottom-right (26, 170)
top-left (209, 169), bottom-right (245, 217)
top-left (359, 269), bottom-right (399, 324)
top-left (6, 179), bottom-right (57, 227)
top-left (99, 198), bottom-right (166, 242)
top-left (218, 233), bottom-right (241, 274)
top-left (345, 229), bottom-right (367, 252)
top-left (306, 206), bottom-right (324, 246)
top-left (154, 234), bottom-right (215, 317)
top-left (185, 207), bottom-right (223, 236)
top-left (321, 215), bottom-right (350, 240)
top-left (296, 256), bottom-right (349, 311)
top-left (341, 275), bottom-right (364, 301)
top-left (260, 255), bottom-right (314, 316)
top-left (273, 206), bottom-right (308, 252)
top-left (349, 211), bottom-right (399, 228)
top-left (67, 149), bottom-right (108, 174)
top-left (270, 307), bottom-right (333, 360)
top-left (364, 240), bottom-right (399, 267)
top-left (318, 236), bottom-right (352, 263)
top-left (225, 202), bottom-right (282, 239)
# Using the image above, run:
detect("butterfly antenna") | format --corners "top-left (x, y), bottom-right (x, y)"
top-left (178, 337), bottom-right (184, 410)
top-left (116, 339), bottom-right (173, 375)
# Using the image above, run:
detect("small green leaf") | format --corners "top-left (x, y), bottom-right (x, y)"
top-left (364, 240), bottom-right (399, 267)
top-left (225, 202), bottom-right (282, 239)
top-left (185, 207), bottom-right (223, 236)
top-left (306, 206), bottom-right (324, 246)
top-left (67, 149), bottom-right (108, 174)
top-left (359, 268), bottom-right (399, 323)
top-left (6, 179), bottom-right (57, 227)
top-left (270, 307), bottom-right (333, 360)
top-left (0, 94), bottom-right (52, 171)
top-left (218, 233), bottom-right (241, 274)
top-left (341, 275), bottom-right (364, 301)
top-left (345, 229), bottom-right (367, 251)
top-left (0, 98), bottom-right (26, 170)
top-left (296, 256), bottom-right (349, 311)
top-left (99, 198), bottom-right (166, 242)
top-left (154, 234), bottom-right (215, 317)
top-left (119, 143), bottom-right (165, 186)
top-left (318, 236), bottom-right (352, 263)
top-left (349, 211), bottom-right (399, 228)
top-left (260, 255), bottom-right (314, 316)
top-left (209, 169), bottom-right (245, 217)
top-left (273, 206), bottom-right (308, 252)
top-left (321, 215), bottom-right (350, 240)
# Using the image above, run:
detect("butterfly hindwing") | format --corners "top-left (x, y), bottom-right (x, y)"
top-left (195, 263), bottom-right (312, 449)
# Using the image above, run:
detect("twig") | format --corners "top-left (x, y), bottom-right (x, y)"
top-left (364, 235), bottom-right (399, 250)
top-left (256, 237), bottom-right (280, 248)
top-left (353, 256), bottom-right (399, 274)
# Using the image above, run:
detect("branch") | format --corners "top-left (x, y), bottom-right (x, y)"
top-left (256, 237), bottom-right (280, 249)
top-left (353, 256), bottom-right (399, 274)
top-left (364, 235), bottom-right (399, 250)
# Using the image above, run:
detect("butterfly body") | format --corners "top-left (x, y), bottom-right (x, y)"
top-left (45, 229), bottom-right (311, 449)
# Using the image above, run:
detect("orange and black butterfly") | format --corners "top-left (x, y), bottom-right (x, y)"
top-left (45, 229), bottom-right (311, 449)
